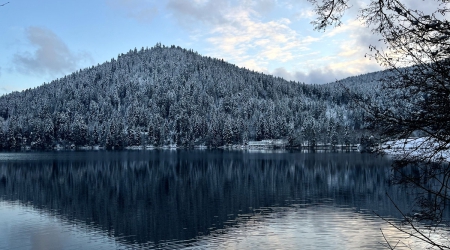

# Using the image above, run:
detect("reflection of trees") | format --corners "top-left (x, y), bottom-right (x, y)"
top-left (0, 151), bottom-right (408, 246)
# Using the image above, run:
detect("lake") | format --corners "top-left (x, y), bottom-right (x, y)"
top-left (0, 150), bottom-right (448, 249)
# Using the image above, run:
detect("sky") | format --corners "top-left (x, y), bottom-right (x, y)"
top-left (0, 0), bottom-right (385, 95)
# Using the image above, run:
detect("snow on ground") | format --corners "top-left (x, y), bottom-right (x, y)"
top-left (382, 137), bottom-right (450, 162)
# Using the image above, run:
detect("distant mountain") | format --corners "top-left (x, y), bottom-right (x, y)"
top-left (0, 43), bottom-right (383, 150)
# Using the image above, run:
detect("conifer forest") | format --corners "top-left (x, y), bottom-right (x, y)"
top-left (0, 44), bottom-right (386, 150)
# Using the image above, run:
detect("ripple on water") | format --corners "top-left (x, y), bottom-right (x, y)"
top-left (2, 197), bottom-right (449, 249)
top-left (170, 204), bottom-right (450, 250)
top-left (0, 201), bottom-right (122, 250)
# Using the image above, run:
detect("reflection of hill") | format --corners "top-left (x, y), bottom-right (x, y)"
top-left (0, 151), bottom-right (406, 246)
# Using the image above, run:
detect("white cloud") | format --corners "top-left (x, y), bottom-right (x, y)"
top-left (272, 54), bottom-right (382, 84)
top-left (0, 85), bottom-right (20, 95)
top-left (245, 0), bottom-right (276, 14)
top-left (158, 0), bottom-right (316, 73)
top-left (106, 0), bottom-right (384, 80)
top-left (13, 27), bottom-right (91, 76)
top-left (323, 19), bottom-right (366, 38)
top-left (163, 0), bottom-right (380, 79)
top-left (167, 0), bottom-right (230, 27)
top-left (107, 0), bottom-right (158, 23)
top-left (294, 9), bottom-right (315, 20)
top-left (273, 66), bottom-right (350, 84)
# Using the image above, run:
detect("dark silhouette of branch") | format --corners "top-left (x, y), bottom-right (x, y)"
top-left (380, 228), bottom-right (399, 249)
top-left (308, 0), bottom-right (351, 30)
top-left (0, 2), bottom-right (9, 7)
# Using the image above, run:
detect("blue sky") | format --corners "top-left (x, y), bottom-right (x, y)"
top-left (0, 0), bottom-right (384, 95)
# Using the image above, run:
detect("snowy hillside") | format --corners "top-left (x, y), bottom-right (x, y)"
top-left (0, 44), bottom-right (385, 150)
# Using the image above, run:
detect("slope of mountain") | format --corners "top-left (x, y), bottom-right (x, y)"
top-left (0, 44), bottom-right (379, 150)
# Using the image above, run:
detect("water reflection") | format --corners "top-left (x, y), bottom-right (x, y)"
top-left (0, 150), bottom-right (424, 249)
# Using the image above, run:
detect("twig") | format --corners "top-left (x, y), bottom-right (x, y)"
top-left (381, 228), bottom-right (399, 249)
top-left (384, 192), bottom-right (450, 249)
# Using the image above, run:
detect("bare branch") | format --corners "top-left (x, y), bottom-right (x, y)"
top-left (308, 0), bottom-right (351, 31)
top-left (312, 0), bottom-right (450, 248)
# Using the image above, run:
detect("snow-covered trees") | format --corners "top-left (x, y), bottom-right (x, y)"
top-left (0, 45), bottom-right (375, 150)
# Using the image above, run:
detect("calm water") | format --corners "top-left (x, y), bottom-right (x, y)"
top-left (0, 150), bottom-right (447, 249)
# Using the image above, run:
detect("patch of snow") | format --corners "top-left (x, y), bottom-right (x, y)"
top-left (125, 146), bottom-right (144, 150)
top-left (382, 137), bottom-right (450, 162)
top-left (247, 139), bottom-right (288, 149)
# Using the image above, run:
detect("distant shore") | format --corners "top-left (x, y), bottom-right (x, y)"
top-left (8, 141), bottom-right (361, 152)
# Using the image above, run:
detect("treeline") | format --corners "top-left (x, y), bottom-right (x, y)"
top-left (0, 44), bottom-right (384, 150)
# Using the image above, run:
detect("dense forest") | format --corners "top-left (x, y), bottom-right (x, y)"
top-left (0, 44), bottom-right (386, 150)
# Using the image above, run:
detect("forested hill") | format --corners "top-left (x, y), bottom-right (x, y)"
top-left (0, 44), bottom-right (382, 150)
